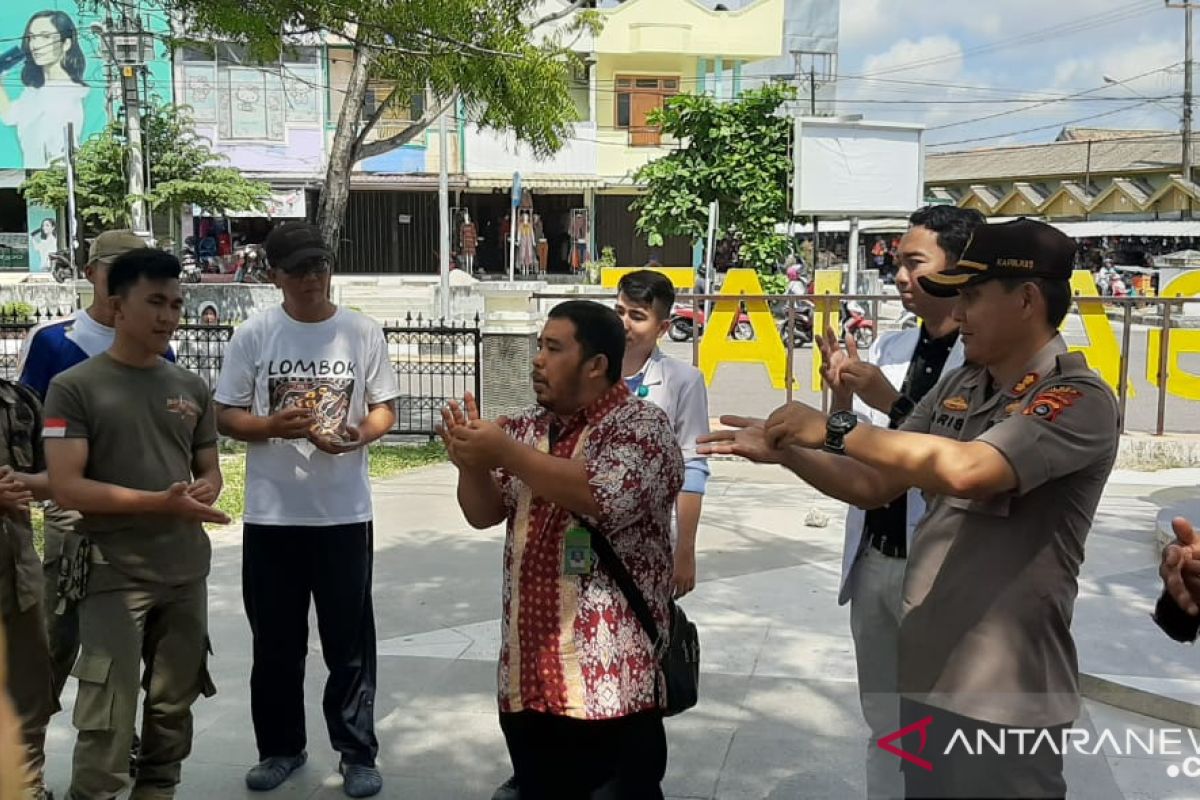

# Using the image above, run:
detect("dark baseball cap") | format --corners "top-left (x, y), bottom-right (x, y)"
top-left (919, 218), bottom-right (1076, 298)
top-left (263, 222), bottom-right (334, 273)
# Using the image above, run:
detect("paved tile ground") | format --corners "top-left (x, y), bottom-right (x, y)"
top-left (37, 461), bottom-right (1200, 799)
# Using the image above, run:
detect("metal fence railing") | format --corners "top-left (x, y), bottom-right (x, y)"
top-left (533, 290), bottom-right (1200, 436)
top-left (0, 308), bottom-right (482, 437)
top-left (383, 313), bottom-right (482, 436)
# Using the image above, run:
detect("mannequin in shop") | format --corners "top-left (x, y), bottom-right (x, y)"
top-left (460, 211), bottom-right (478, 274)
top-left (569, 209), bottom-right (589, 272)
top-left (533, 213), bottom-right (548, 273)
top-left (517, 210), bottom-right (537, 276)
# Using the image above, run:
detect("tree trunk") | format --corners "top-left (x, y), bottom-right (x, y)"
top-left (316, 43), bottom-right (373, 252)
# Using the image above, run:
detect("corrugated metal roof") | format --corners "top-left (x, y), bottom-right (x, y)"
top-left (927, 135), bottom-right (1185, 183)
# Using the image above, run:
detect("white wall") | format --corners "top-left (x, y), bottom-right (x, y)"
top-left (463, 123), bottom-right (598, 176)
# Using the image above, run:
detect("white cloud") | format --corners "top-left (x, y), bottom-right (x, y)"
top-left (839, 0), bottom-right (890, 50)
top-left (860, 35), bottom-right (965, 83)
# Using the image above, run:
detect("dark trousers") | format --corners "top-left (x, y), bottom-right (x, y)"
top-left (499, 709), bottom-right (667, 800)
top-left (243, 522), bottom-right (378, 766)
top-left (902, 700), bottom-right (1067, 800)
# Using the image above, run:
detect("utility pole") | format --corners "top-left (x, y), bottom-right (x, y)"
top-left (809, 67), bottom-right (816, 115)
top-left (105, 0), bottom-right (153, 235)
top-left (1168, 0), bottom-right (1195, 217)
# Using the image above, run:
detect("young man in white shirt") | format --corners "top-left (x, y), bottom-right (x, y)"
top-left (213, 222), bottom-right (400, 799)
top-left (815, 205), bottom-right (981, 799)
top-left (616, 269), bottom-right (710, 597)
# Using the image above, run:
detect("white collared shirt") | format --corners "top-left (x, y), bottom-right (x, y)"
top-left (837, 327), bottom-right (966, 606)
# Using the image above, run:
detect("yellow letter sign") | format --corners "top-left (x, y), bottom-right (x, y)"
top-left (1148, 269), bottom-right (1200, 400)
top-left (809, 270), bottom-right (843, 391)
top-left (1067, 270), bottom-right (1133, 397)
top-left (698, 269), bottom-right (793, 389)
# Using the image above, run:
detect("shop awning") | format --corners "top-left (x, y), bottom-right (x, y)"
top-left (468, 174), bottom-right (603, 191)
top-left (0, 170), bottom-right (24, 189)
top-left (350, 173), bottom-right (468, 190)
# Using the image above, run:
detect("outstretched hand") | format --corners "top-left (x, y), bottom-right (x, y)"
top-left (697, 416), bottom-right (783, 464)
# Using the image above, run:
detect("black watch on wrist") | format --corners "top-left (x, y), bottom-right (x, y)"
top-left (824, 410), bottom-right (859, 455)
top-left (888, 394), bottom-right (916, 426)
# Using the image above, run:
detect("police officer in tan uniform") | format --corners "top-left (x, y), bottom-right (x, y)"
top-left (0, 380), bottom-right (55, 799)
top-left (703, 219), bottom-right (1120, 799)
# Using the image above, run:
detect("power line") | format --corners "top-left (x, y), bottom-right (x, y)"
top-left (927, 100), bottom-right (1166, 148)
top-left (858, 0), bottom-right (1158, 78)
top-left (923, 63), bottom-right (1182, 131)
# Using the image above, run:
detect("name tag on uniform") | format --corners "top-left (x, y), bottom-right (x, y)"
top-left (563, 526), bottom-right (594, 576)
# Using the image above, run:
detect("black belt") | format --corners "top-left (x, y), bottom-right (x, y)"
top-left (867, 529), bottom-right (907, 559)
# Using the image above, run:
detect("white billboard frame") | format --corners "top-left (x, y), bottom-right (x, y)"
top-left (791, 118), bottom-right (926, 218)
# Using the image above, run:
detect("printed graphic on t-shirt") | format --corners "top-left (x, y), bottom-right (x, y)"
top-left (269, 377), bottom-right (354, 437)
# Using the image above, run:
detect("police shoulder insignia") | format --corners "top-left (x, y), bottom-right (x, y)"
top-left (1022, 386), bottom-right (1083, 422)
top-left (1011, 372), bottom-right (1039, 396)
top-left (942, 396), bottom-right (969, 412)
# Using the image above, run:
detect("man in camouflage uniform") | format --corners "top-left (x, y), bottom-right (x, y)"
top-left (0, 379), bottom-right (55, 799)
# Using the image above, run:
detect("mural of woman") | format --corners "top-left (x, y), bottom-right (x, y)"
top-left (28, 216), bottom-right (56, 271)
top-left (0, 11), bottom-right (89, 169)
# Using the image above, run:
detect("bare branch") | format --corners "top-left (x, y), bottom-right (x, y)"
top-left (356, 92), bottom-right (460, 160)
top-left (354, 86), bottom-right (401, 152)
top-left (532, 0), bottom-right (590, 31)
top-left (409, 29), bottom-right (523, 60)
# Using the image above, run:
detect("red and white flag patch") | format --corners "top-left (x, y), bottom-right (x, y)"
top-left (43, 418), bottom-right (67, 438)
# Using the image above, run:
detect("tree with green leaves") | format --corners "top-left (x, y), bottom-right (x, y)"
top-left (21, 102), bottom-right (270, 242)
top-left (163, 0), bottom-right (596, 248)
top-left (633, 85), bottom-right (796, 275)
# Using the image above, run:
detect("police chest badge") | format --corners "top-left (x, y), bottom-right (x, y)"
top-left (1022, 386), bottom-right (1082, 422)
top-left (942, 396), bottom-right (969, 412)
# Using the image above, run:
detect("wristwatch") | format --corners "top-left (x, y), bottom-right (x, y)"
top-left (824, 410), bottom-right (859, 455)
top-left (888, 394), bottom-right (916, 426)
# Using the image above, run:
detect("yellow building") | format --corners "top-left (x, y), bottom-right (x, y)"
top-left (591, 0), bottom-right (788, 267)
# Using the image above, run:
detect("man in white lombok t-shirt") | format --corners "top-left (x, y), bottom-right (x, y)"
top-left (213, 222), bottom-right (399, 799)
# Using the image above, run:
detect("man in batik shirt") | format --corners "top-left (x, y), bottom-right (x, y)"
top-left (441, 300), bottom-right (683, 800)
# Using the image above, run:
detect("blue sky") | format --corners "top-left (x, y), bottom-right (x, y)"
top-left (836, 0), bottom-right (1186, 151)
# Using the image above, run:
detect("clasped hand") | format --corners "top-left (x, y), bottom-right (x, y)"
top-left (0, 466), bottom-right (32, 514)
top-left (437, 392), bottom-right (511, 471)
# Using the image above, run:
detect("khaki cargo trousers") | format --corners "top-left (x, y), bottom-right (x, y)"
top-left (66, 564), bottom-right (215, 800)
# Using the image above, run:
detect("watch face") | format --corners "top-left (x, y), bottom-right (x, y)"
top-left (829, 411), bottom-right (858, 434)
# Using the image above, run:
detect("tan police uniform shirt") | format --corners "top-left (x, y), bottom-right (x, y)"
top-left (0, 381), bottom-right (45, 616)
top-left (897, 336), bottom-right (1119, 728)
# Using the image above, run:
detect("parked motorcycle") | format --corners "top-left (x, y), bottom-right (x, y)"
top-left (180, 249), bottom-right (202, 283)
top-left (841, 299), bottom-right (875, 349)
top-left (49, 251), bottom-right (74, 283)
top-left (668, 302), bottom-right (754, 343)
top-left (774, 299), bottom-right (814, 347)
